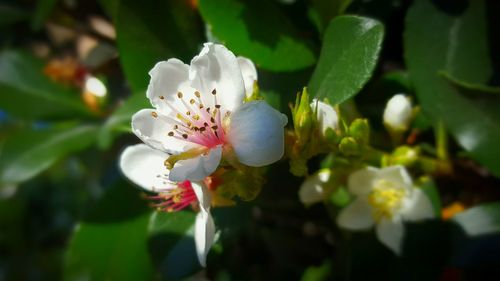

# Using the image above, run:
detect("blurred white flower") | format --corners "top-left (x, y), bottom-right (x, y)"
top-left (299, 169), bottom-right (331, 205)
top-left (337, 165), bottom-right (434, 255)
top-left (310, 99), bottom-right (338, 134)
top-left (120, 144), bottom-right (215, 266)
top-left (131, 42), bottom-right (287, 182)
top-left (383, 94), bottom-right (413, 131)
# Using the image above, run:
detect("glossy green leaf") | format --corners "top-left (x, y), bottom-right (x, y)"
top-left (116, 0), bottom-right (203, 93)
top-left (98, 93), bottom-right (149, 149)
top-left (452, 202), bottom-right (500, 237)
top-left (405, 0), bottom-right (500, 177)
top-left (148, 211), bottom-right (200, 280)
top-left (439, 71), bottom-right (500, 95)
top-left (199, 0), bottom-right (316, 72)
top-left (65, 212), bottom-right (155, 281)
top-left (308, 15), bottom-right (384, 104)
top-left (419, 179), bottom-right (442, 217)
top-left (0, 124), bottom-right (97, 184)
top-left (0, 51), bottom-right (93, 120)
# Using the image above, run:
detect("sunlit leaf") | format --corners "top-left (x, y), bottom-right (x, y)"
top-left (0, 124), bottom-right (97, 185)
top-left (65, 213), bottom-right (155, 281)
top-left (308, 15), bottom-right (384, 104)
top-left (0, 51), bottom-right (93, 120)
top-left (199, 0), bottom-right (317, 72)
top-left (405, 0), bottom-right (500, 177)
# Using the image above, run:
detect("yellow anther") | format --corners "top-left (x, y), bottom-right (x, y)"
top-left (368, 179), bottom-right (406, 221)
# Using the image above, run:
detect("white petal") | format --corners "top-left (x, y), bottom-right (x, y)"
top-left (347, 167), bottom-right (378, 196)
top-left (299, 169), bottom-right (330, 205)
top-left (191, 181), bottom-right (211, 211)
top-left (383, 94), bottom-right (412, 130)
top-left (168, 145), bottom-right (223, 182)
top-left (189, 43), bottom-right (245, 112)
top-left (146, 59), bottom-right (195, 115)
top-left (194, 209), bottom-right (215, 267)
top-left (227, 101), bottom-right (287, 167)
top-left (237, 56), bottom-right (257, 98)
top-left (131, 109), bottom-right (200, 154)
top-left (119, 144), bottom-right (174, 192)
top-left (401, 189), bottom-right (435, 221)
top-left (311, 99), bottom-right (338, 133)
top-left (336, 198), bottom-right (375, 230)
top-left (377, 165), bottom-right (413, 189)
top-left (376, 218), bottom-right (404, 255)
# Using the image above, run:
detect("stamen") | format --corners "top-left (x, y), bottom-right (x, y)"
top-left (151, 111), bottom-right (158, 118)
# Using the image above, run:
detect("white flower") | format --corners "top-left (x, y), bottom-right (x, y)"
top-left (383, 94), bottom-right (413, 131)
top-left (337, 166), bottom-right (434, 255)
top-left (298, 169), bottom-right (331, 205)
top-left (119, 144), bottom-right (215, 266)
top-left (310, 99), bottom-right (338, 134)
top-left (132, 43), bottom-right (287, 182)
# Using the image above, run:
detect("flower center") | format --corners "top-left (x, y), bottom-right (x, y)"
top-left (148, 180), bottom-right (198, 212)
top-left (157, 88), bottom-right (228, 148)
top-left (368, 179), bottom-right (406, 221)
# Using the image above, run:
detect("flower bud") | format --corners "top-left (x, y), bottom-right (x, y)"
top-left (339, 137), bottom-right (359, 156)
top-left (383, 94), bottom-right (413, 132)
top-left (299, 169), bottom-right (331, 205)
top-left (291, 88), bottom-right (314, 145)
top-left (310, 98), bottom-right (338, 136)
top-left (386, 145), bottom-right (420, 166)
top-left (349, 119), bottom-right (370, 145)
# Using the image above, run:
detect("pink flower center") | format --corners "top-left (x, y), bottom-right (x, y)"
top-left (148, 180), bottom-right (198, 212)
top-left (160, 89), bottom-right (228, 148)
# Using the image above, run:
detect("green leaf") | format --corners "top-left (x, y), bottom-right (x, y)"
top-left (439, 71), bottom-right (500, 95)
top-left (300, 259), bottom-right (332, 281)
top-left (98, 93), bottom-right (150, 149)
top-left (452, 202), bottom-right (500, 237)
top-left (0, 51), bottom-right (93, 120)
top-left (405, 0), bottom-right (500, 177)
top-left (308, 15), bottom-right (384, 104)
top-left (31, 0), bottom-right (57, 31)
top-left (116, 0), bottom-right (203, 93)
top-left (0, 124), bottom-right (97, 184)
top-left (309, 0), bottom-right (353, 34)
top-left (148, 211), bottom-right (200, 280)
top-left (199, 0), bottom-right (317, 72)
top-left (65, 212), bottom-right (155, 281)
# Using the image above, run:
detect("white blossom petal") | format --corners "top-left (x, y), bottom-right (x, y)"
top-left (237, 56), bottom-right (257, 97)
top-left (119, 144), bottom-right (173, 192)
top-left (299, 169), bottom-right (331, 205)
top-left (131, 109), bottom-right (201, 154)
top-left (194, 208), bottom-right (215, 267)
top-left (168, 145), bottom-right (223, 182)
top-left (383, 94), bottom-right (412, 131)
top-left (337, 198), bottom-right (375, 230)
top-left (147, 59), bottom-right (195, 115)
top-left (227, 101), bottom-right (287, 167)
top-left (311, 99), bottom-right (338, 133)
top-left (191, 181), bottom-right (211, 211)
top-left (376, 218), bottom-right (404, 255)
top-left (377, 165), bottom-right (413, 189)
top-left (348, 167), bottom-right (378, 196)
top-left (401, 189), bottom-right (435, 221)
top-left (190, 43), bottom-right (245, 112)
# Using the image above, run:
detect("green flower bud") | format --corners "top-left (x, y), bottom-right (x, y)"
top-left (339, 137), bottom-right (359, 156)
top-left (291, 88), bottom-right (315, 145)
top-left (388, 145), bottom-right (420, 166)
top-left (349, 119), bottom-right (370, 144)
